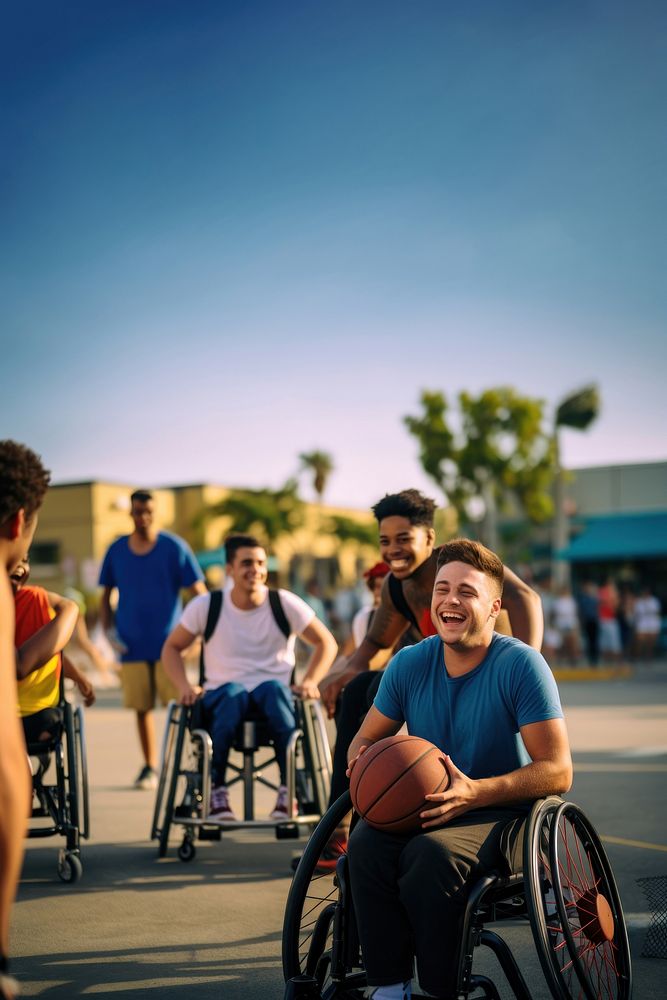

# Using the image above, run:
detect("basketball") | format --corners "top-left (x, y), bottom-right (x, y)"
top-left (350, 734), bottom-right (450, 834)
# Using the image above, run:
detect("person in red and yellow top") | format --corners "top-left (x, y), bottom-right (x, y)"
top-left (12, 560), bottom-right (95, 744)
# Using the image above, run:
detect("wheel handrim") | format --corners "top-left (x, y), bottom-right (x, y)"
top-left (548, 802), bottom-right (632, 1000)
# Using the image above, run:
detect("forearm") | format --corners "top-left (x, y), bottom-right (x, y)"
top-left (62, 656), bottom-right (86, 686)
top-left (99, 593), bottom-right (113, 632)
top-left (302, 635), bottom-right (339, 686)
top-left (161, 644), bottom-right (190, 692)
top-left (502, 571), bottom-right (544, 650)
top-left (475, 758), bottom-right (573, 808)
top-left (16, 602), bottom-right (78, 679)
top-left (341, 639), bottom-right (382, 679)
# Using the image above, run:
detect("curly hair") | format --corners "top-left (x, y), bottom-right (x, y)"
top-left (371, 489), bottom-right (437, 528)
top-left (0, 440), bottom-right (51, 525)
top-left (436, 538), bottom-right (504, 597)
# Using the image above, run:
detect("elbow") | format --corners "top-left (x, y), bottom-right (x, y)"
top-left (555, 758), bottom-right (574, 795)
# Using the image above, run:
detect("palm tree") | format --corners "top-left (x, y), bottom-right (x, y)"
top-left (198, 479), bottom-right (305, 547)
top-left (299, 450), bottom-right (334, 504)
top-left (552, 385), bottom-right (600, 585)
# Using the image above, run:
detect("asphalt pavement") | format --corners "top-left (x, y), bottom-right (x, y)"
top-left (11, 661), bottom-right (667, 999)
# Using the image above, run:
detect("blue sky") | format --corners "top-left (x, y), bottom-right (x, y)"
top-left (2, 1), bottom-right (665, 509)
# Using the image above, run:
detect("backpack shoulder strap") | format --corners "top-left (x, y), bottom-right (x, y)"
top-left (268, 589), bottom-right (291, 640)
top-left (199, 590), bottom-right (223, 686)
top-left (387, 573), bottom-right (420, 632)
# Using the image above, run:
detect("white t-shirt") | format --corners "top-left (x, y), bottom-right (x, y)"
top-left (634, 595), bottom-right (661, 634)
top-left (180, 587), bottom-right (314, 692)
top-left (554, 595), bottom-right (579, 631)
top-left (351, 605), bottom-right (374, 648)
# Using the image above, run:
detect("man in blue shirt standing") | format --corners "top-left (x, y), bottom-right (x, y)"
top-left (346, 539), bottom-right (572, 1000)
top-left (99, 490), bottom-right (206, 789)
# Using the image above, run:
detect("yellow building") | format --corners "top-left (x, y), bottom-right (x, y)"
top-left (30, 480), bottom-right (379, 605)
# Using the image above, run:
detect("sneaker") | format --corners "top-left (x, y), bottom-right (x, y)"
top-left (209, 785), bottom-right (237, 821)
top-left (134, 765), bottom-right (158, 790)
top-left (314, 833), bottom-right (348, 873)
top-left (270, 785), bottom-right (298, 820)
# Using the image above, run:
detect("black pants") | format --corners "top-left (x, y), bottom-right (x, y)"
top-left (348, 809), bottom-right (526, 997)
top-left (329, 670), bottom-right (384, 806)
top-left (582, 619), bottom-right (600, 666)
top-left (22, 707), bottom-right (63, 745)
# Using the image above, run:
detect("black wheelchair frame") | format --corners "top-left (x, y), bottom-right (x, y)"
top-left (151, 697), bottom-right (333, 862)
top-left (282, 793), bottom-right (632, 1000)
top-left (26, 700), bottom-right (90, 884)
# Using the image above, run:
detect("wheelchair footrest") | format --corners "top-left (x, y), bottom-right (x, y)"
top-left (198, 826), bottom-right (222, 841)
top-left (275, 822), bottom-right (300, 840)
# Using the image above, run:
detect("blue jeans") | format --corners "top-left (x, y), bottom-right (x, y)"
top-left (201, 680), bottom-right (297, 786)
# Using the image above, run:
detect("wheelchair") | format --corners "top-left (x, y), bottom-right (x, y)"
top-left (151, 696), bottom-right (333, 861)
top-left (282, 792), bottom-right (632, 1000)
top-left (26, 699), bottom-right (90, 884)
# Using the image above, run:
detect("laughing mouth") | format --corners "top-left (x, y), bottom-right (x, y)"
top-left (440, 612), bottom-right (465, 624)
top-left (389, 558), bottom-right (410, 570)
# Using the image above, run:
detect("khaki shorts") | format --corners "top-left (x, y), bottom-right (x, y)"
top-left (120, 661), bottom-right (178, 712)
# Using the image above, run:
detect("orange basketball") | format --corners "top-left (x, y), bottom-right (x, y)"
top-left (350, 734), bottom-right (450, 834)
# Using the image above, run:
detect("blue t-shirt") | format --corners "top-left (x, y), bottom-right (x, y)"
top-left (374, 633), bottom-right (563, 780)
top-left (98, 532), bottom-right (203, 661)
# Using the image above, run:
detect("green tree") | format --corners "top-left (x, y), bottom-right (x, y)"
top-left (404, 388), bottom-right (556, 549)
top-left (299, 450), bottom-right (334, 503)
top-left (201, 479), bottom-right (305, 547)
top-left (326, 514), bottom-right (378, 548)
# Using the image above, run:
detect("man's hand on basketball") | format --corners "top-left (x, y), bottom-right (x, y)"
top-left (178, 683), bottom-right (202, 706)
top-left (420, 755), bottom-right (479, 828)
top-left (345, 745), bottom-right (368, 779)
top-left (292, 678), bottom-right (320, 700)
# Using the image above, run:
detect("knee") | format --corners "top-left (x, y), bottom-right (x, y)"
top-left (400, 833), bottom-right (463, 893)
top-left (253, 681), bottom-right (295, 718)
top-left (348, 821), bottom-right (387, 874)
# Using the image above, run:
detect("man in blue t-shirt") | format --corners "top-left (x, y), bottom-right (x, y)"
top-left (346, 539), bottom-right (572, 1000)
top-left (99, 490), bottom-right (206, 789)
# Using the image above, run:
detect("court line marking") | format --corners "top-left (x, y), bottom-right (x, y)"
top-left (573, 763), bottom-right (667, 772)
top-left (601, 834), bottom-right (667, 853)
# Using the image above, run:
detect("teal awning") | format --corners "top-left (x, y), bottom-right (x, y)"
top-left (557, 512), bottom-right (667, 562)
top-left (195, 547), bottom-right (279, 571)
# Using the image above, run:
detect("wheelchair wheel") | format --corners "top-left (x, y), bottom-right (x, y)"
top-left (282, 791), bottom-right (364, 999)
top-left (177, 837), bottom-right (196, 862)
top-left (63, 703), bottom-right (81, 851)
top-left (73, 707), bottom-right (90, 840)
top-left (525, 798), bottom-right (632, 1000)
top-left (58, 850), bottom-right (83, 884)
top-left (152, 703), bottom-right (189, 857)
top-left (295, 700), bottom-right (333, 816)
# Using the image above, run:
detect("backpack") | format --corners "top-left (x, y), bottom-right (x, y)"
top-left (198, 589), bottom-right (291, 686)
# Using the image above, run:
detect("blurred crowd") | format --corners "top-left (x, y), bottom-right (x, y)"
top-left (535, 577), bottom-right (663, 667)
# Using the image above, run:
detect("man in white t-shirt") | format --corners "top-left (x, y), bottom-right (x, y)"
top-left (162, 535), bottom-right (338, 821)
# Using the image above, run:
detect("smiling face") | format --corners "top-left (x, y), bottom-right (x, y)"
top-left (431, 560), bottom-right (502, 650)
top-left (130, 498), bottom-right (155, 538)
top-left (227, 545), bottom-right (268, 598)
top-left (10, 556), bottom-right (30, 592)
top-left (378, 515), bottom-right (435, 581)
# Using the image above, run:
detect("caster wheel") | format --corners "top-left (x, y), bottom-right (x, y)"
top-left (58, 851), bottom-right (83, 883)
top-left (178, 838), bottom-right (196, 862)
